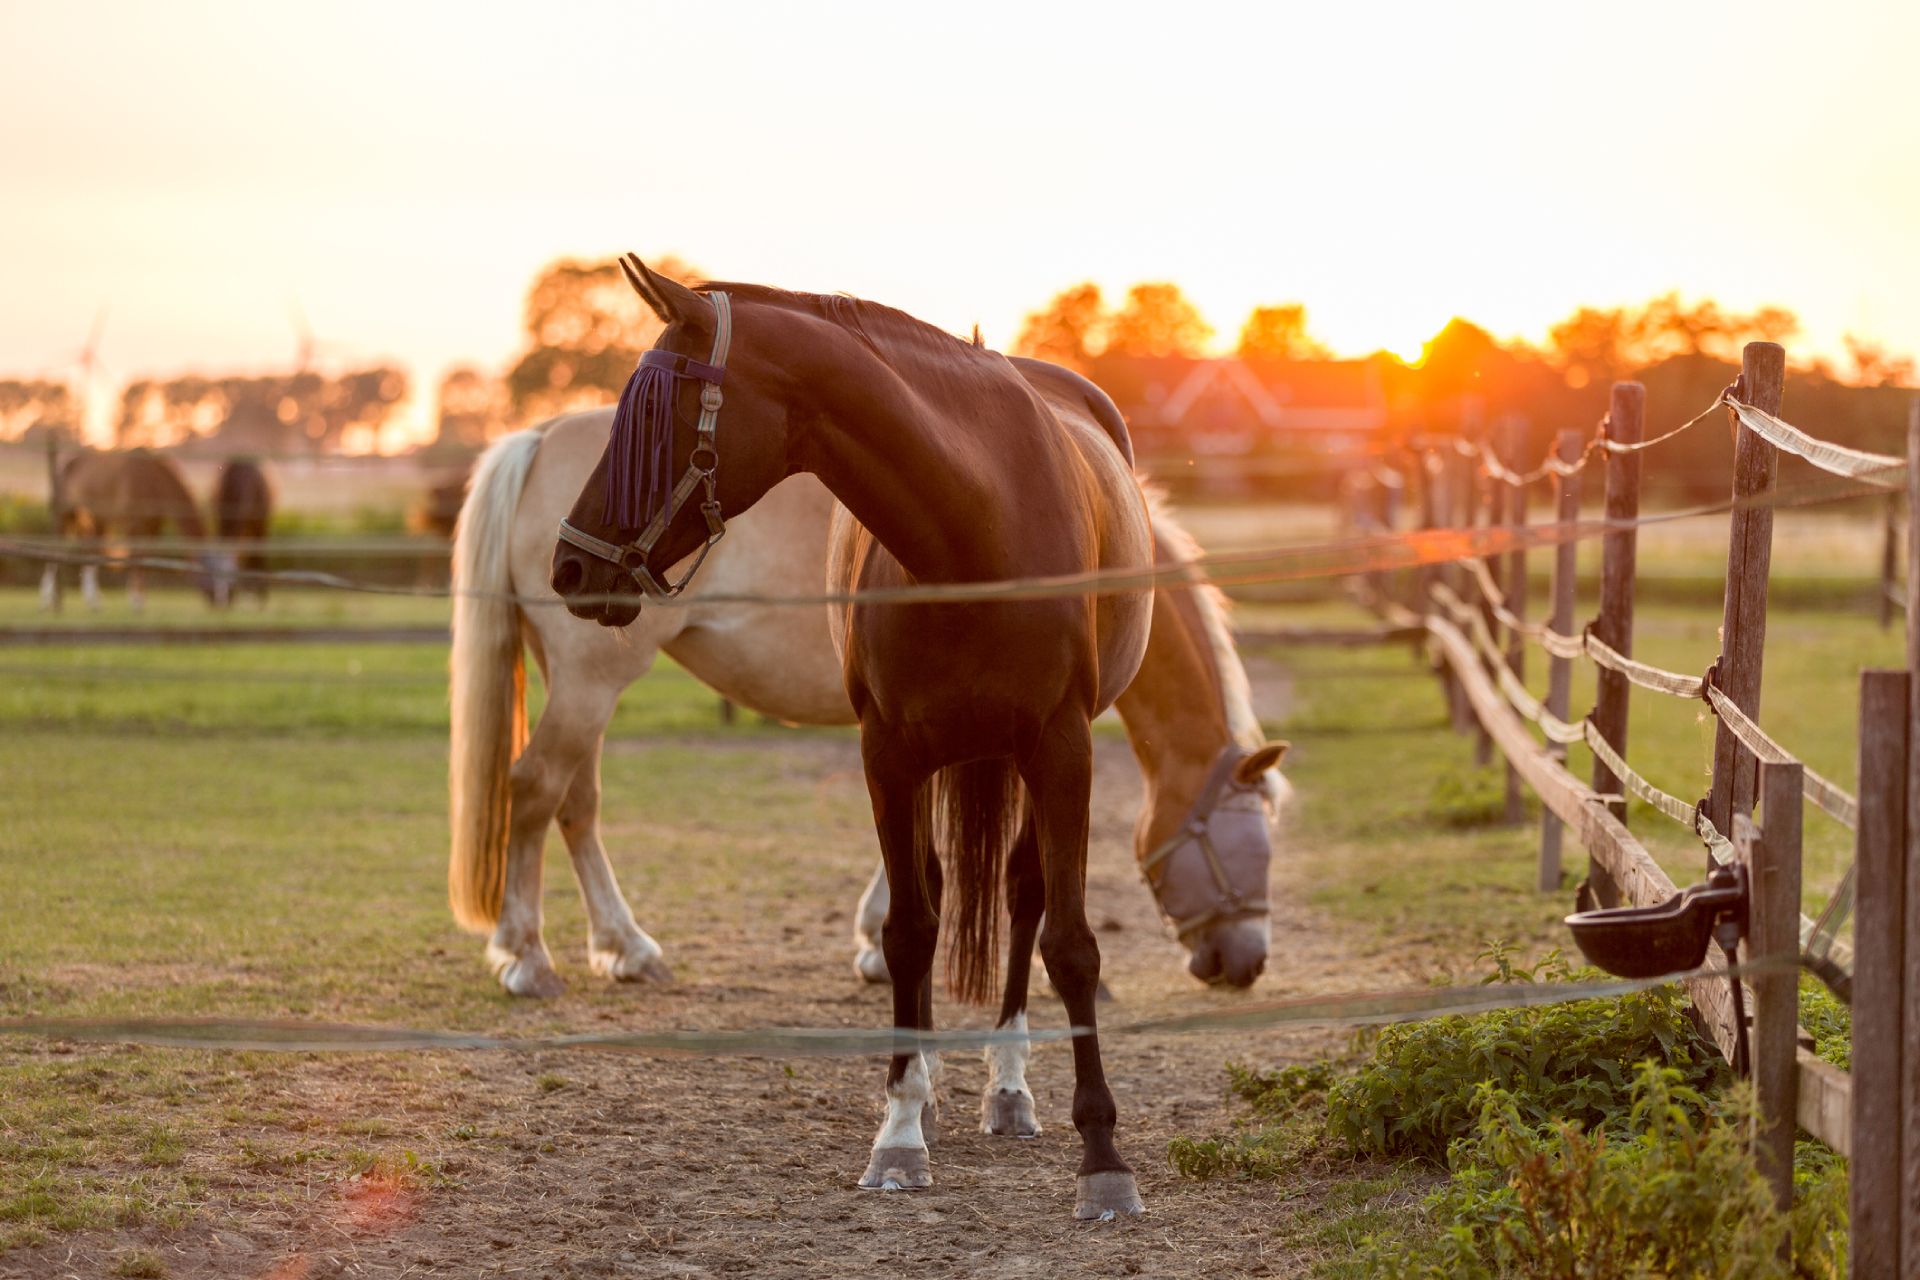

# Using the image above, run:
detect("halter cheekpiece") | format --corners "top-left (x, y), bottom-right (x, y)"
top-left (556, 291), bottom-right (734, 599)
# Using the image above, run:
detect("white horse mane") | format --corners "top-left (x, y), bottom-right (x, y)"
top-left (1138, 481), bottom-right (1290, 810)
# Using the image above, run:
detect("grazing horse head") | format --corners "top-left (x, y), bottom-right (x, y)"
top-left (551, 256), bottom-right (794, 626)
top-left (1142, 741), bottom-right (1288, 988)
top-left (198, 550), bottom-right (238, 608)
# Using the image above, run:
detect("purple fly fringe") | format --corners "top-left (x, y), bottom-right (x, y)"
top-left (603, 359), bottom-right (679, 529)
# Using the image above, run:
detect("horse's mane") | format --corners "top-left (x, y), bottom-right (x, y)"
top-left (1138, 481), bottom-right (1286, 808)
top-left (699, 281), bottom-right (998, 382)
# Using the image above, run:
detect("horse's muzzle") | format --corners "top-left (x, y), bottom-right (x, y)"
top-left (1187, 918), bottom-right (1268, 989)
top-left (550, 548), bottom-right (641, 628)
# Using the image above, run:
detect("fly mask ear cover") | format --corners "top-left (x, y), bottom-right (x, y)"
top-left (556, 290), bottom-right (733, 598)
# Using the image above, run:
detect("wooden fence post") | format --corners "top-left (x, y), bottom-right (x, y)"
top-left (1854, 669), bottom-right (1908, 1277)
top-left (1706, 342), bottom-right (1786, 849)
top-left (1537, 428), bottom-right (1583, 893)
top-left (1736, 759), bottom-right (1803, 1219)
top-left (1881, 490), bottom-right (1899, 629)
top-left (43, 430), bottom-right (65, 611)
top-left (1466, 444), bottom-right (1496, 766)
top-left (1585, 383), bottom-right (1644, 907)
top-left (1902, 396), bottom-right (1920, 1271)
top-left (1436, 449), bottom-right (1473, 736)
top-left (1498, 417), bottom-right (1530, 825)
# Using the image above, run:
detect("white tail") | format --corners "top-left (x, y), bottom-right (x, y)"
top-left (448, 428), bottom-right (544, 932)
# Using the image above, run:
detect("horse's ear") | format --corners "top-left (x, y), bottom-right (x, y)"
top-left (1233, 741), bottom-right (1290, 785)
top-left (621, 253), bottom-right (713, 330)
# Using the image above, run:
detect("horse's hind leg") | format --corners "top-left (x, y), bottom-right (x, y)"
top-left (983, 812), bottom-right (1043, 1137)
top-left (557, 733), bottom-right (671, 983)
top-left (485, 678), bottom-right (608, 997)
top-left (1026, 710), bottom-right (1142, 1219)
top-left (852, 861), bottom-right (891, 984)
top-left (857, 735), bottom-right (937, 1192)
top-left (37, 562), bottom-right (59, 612)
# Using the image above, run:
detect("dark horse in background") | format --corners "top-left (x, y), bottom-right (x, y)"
top-left (212, 457), bottom-right (274, 605)
top-left (551, 256), bottom-right (1158, 1220)
top-left (41, 449), bottom-right (237, 611)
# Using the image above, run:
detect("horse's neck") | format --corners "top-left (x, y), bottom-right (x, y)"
top-left (1114, 586), bottom-right (1233, 854)
top-left (795, 346), bottom-right (1029, 583)
top-left (150, 467), bottom-right (207, 537)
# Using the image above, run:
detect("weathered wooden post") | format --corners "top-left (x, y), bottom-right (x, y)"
top-left (1881, 490), bottom-right (1899, 629)
top-left (1585, 384), bottom-right (1644, 906)
top-left (1735, 759), bottom-right (1803, 1219)
top-left (43, 429), bottom-right (65, 611)
top-left (1853, 669), bottom-right (1908, 1277)
top-left (1435, 449), bottom-right (1473, 736)
top-left (1499, 417), bottom-right (1529, 825)
top-left (1465, 442), bottom-right (1496, 766)
top-left (1537, 428), bottom-right (1582, 893)
top-left (1705, 342), bottom-right (1786, 851)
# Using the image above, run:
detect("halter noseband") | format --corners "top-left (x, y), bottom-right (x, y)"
top-left (1140, 745), bottom-right (1273, 942)
top-left (556, 291), bottom-right (733, 599)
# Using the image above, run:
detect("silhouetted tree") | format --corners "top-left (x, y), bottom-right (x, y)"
top-left (1011, 283), bottom-right (1108, 371)
top-left (505, 254), bottom-right (701, 420)
top-left (0, 380), bottom-right (77, 442)
top-left (1106, 283), bottom-right (1212, 359)
top-left (434, 366), bottom-right (510, 449)
top-left (116, 367), bottom-right (408, 452)
top-left (1237, 304), bottom-right (1329, 361)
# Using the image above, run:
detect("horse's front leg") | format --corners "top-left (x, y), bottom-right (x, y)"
top-left (37, 562), bottom-right (59, 612)
top-left (852, 860), bottom-right (891, 984)
top-left (857, 736), bottom-right (938, 1192)
top-left (557, 733), bottom-right (671, 984)
top-left (1027, 711), bottom-right (1143, 1220)
top-left (983, 812), bottom-right (1043, 1137)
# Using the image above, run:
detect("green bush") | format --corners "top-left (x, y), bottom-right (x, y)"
top-left (1325, 945), bottom-right (1724, 1163)
top-left (1361, 1064), bottom-right (1795, 1279)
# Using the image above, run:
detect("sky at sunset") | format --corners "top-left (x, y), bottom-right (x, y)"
top-left (3, 0), bottom-right (1917, 444)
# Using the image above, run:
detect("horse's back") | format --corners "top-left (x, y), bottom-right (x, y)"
top-left (1006, 356), bottom-right (1134, 467)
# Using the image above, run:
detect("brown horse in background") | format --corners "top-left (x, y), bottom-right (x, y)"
top-left (213, 458), bottom-right (274, 604)
top-left (41, 449), bottom-right (235, 611)
top-left (552, 259), bottom-right (1157, 1220)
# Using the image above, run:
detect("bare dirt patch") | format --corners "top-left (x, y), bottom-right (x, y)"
top-left (5, 724), bottom-right (1411, 1279)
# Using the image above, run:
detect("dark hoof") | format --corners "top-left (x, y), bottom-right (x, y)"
top-left (981, 1089), bottom-right (1041, 1138)
top-left (858, 1146), bottom-right (932, 1191)
top-left (1074, 1171), bottom-right (1144, 1220)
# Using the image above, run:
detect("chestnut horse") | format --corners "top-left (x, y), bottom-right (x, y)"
top-left (40, 449), bottom-right (234, 610)
top-left (449, 415), bottom-right (1287, 1001)
top-left (550, 259), bottom-right (1170, 1219)
top-left (212, 458), bottom-right (273, 605)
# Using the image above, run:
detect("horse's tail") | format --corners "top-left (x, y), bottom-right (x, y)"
top-left (925, 757), bottom-right (1024, 1005)
top-left (448, 427), bottom-right (543, 933)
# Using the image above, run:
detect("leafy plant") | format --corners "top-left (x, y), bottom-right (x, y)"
top-left (1360, 1064), bottom-right (1795, 1279)
top-left (1325, 944), bottom-right (1724, 1163)
top-left (1798, 977), bottom-right (1851, 1070)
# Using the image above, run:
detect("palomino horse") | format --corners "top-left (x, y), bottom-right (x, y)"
top-left (450, 413), bottom-right (1287, 998)
top-left (40, 449), bottom-right (235, 610)
top-left (212, 458), bottom-right (273, 605)
top-left (550, 259), bottom-right (1188, 1219)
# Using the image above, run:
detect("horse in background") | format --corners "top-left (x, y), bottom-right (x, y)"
top-left (212, 458), bottom-right (273, 605)
top-left (40, 449), bottom-right (235, 611)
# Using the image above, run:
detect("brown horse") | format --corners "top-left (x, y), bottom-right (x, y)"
top-left (551, 258), bottom-right (1157, 1219)
top-left (212, 458), bottom-right (273, 605)
top-left (42, 449), bottom-right (234, 610)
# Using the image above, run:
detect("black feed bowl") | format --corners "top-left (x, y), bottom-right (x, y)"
top-left (1565, 894), bottom-right (1714, 978)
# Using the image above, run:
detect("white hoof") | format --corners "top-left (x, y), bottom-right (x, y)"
top-left (854, 945), bottom-right (890, 985)
top-left (858, 1146), bottom-right (932, 1191)
top-left (590, 935), bottom-right (673, 984)
top-left (487, 942), bottom-right (565, 999)
top-left (982, 1088), bottom-right (1041, 1138)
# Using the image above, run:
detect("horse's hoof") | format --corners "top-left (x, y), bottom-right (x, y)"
top-left (981, 1088), bottom-right (1041, 1138)
top-left (854, 946), bottom-right (890, 985)
top-left (1074, 1171), bottom-right (1144, 1221)
top-left (592, 943), bottom-right (673, 984)
top-left (858, 1146), bottom-right (932, 1191)
top-left (489, 945), bottom-right (566, 999)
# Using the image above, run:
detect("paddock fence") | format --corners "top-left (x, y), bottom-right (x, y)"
top-left (1343, 341), bottom-right (1920, 1269)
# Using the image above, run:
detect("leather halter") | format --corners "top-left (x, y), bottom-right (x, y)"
top-left (1140, 745), bottom-right (1273, 941)
top-left (556, 291), bottom-right (734, 599)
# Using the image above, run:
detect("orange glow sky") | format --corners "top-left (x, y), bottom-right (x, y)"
top-left (4, 1), bottom-right (1917, 445)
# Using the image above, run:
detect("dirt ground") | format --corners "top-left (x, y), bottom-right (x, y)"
top-left (5, 727), bottom-right (1424, 1280)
